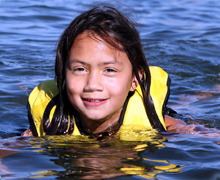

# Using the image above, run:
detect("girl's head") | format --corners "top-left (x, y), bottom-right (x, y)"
top-left (52, 6), bottom-right (165, 135)
top-left (55, 5), bottom-right (149, 95)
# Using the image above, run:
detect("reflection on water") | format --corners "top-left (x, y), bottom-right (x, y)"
top-left (0, 133), bottom-right (182, 180)
top-left (0, 0), bottom-right (220, 179)
top-left (1, 131), bottom-right (220, 179)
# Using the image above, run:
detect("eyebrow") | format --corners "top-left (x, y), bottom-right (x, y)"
top-left (100, 60), bottom-right (123, 66)
top-left (68, 58), bottom-right (123, 66)
top-left (68, 59), bottom-right (88, 65)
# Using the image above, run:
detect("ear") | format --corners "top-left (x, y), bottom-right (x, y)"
top-left (130, 70), bottom-right (144, 91)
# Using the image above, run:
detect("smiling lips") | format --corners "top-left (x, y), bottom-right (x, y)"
top-left (82, 98), bottom-right (108, 106)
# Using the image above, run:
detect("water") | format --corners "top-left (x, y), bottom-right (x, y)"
top-left (0, 0), bottom-right (220, 179)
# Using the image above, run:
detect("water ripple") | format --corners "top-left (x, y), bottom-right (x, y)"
top-left (0, 0), bottom-right (220, 179)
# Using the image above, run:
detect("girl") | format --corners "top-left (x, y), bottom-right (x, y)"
top-left (23, 6), bottom-right (186, 137)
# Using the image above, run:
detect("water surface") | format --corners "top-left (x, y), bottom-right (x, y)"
top-left (0, 0), bottom-right (220, 179)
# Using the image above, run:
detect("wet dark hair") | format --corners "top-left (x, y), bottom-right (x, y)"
top-left (44, 5), bottom-right (166, 135)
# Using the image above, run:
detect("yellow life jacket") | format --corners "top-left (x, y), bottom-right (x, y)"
top-left (27, 66), bottom-right (170, 137)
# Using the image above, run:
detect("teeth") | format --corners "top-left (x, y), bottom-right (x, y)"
top-left (88, 99), bottom-right (101, 102)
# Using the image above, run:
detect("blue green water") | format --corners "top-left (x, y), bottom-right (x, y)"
top-left (0, 0), bottom-right (220, 179)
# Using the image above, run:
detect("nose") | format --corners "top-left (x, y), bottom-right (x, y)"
top-left (83, 71), bottom-right (104, 92)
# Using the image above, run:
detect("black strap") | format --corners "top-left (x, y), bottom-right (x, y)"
top-left (27, 102), bottom-right (38, 137)
top-left (162, 75), bottom-right (171, 116)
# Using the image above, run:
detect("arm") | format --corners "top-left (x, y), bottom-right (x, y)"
top-left (21, 128), bottom-right (33, 137)
top-left (165, 115), bottom-right (187, 133)
top-left (165, 115), bottom-right (220, 137)
top-left (165, 115), bottom-right (206, 133)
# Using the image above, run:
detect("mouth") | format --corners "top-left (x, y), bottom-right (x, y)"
top-left (82, 98), bottom-right (108, 106)
top-left (83, 99), bottom-right (104, 102)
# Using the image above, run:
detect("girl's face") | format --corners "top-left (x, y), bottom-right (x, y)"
top-left (65, 31), bottom-right (137, 124)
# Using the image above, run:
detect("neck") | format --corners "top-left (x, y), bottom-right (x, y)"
top-left (79, 109), bottom-right (122, 135)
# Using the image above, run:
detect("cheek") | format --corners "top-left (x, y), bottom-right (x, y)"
top-left (65, 76), bottom-right (80, 96)
top-left (106, 76), bottom-right (133, 96)
top-left (66, 81), bottom-right (80, 107)
top-left (65, 71), bottom-right (84, 91)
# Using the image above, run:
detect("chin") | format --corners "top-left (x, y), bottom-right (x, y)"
top-left (81, 112), bottom-right (106, 121)
top-left (86, 116), bottom-right (106, 121)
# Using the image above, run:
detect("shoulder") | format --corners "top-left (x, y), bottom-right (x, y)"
top-left (27, 79), bottom-right (59, 137)
top-left (149, 66), bottom-right (170, 85)
top-left (28, 79), bottom-right (58, 105)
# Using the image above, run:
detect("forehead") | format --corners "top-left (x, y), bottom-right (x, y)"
top-left (69, 31), bottom-right (130, 63)
top-left (72, 32), bottom-right (106, 51)
top-left (72, 31), bottom-right (125, 52)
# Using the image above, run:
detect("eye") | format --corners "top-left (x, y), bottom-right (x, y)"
top-left (105, 68), bottom-right (117, 73)
top-left (73, 67), bottom-right (86, 72)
